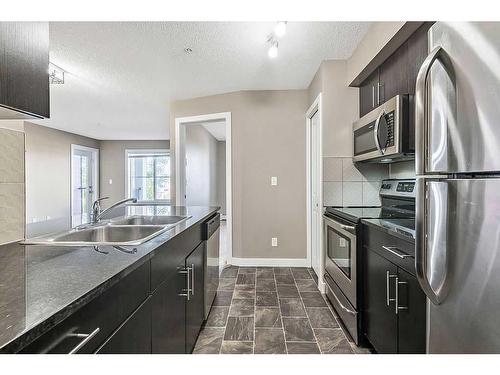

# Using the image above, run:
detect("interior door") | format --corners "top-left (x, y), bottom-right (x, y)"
top-left (310, 109), bottom-right (321, 277)
top-left (71, 146), bottom-right (98, 227)
top-left (419, 177), bottom-right (500, 353)
top-left (185, 242), bottom-right (205, 353)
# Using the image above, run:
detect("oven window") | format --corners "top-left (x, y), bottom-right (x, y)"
top-left (354, 121), bottom-right (378, 156)
top-left (326, 226), bottom-right (352, 279)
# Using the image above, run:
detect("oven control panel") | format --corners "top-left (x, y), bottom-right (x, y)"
top-left (379, 179), bottom-right (416, 198)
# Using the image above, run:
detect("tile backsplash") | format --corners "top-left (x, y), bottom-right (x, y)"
top-left (323, 157), bottom-right (388, 207)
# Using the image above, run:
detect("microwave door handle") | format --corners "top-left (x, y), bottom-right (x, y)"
top-left (415, 46), bottom-right (455, 175)
top-left (374, 110), bottom-right (385, 154)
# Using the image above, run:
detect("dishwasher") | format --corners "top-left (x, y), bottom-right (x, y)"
top-left (204, 213), bottom-right (220, 319)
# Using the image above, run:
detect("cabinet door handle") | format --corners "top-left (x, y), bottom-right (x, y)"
top-left (382, 246), bottom-right (413, 259)
top-left (386, 271), bottom-right (396, 306)
top-left (68, 327), bottom-right (100, 354)
top-left (178, 266), bottom-right (191, 300)
top-left (372, 85), bottom-right (376, 108)
top-left (395, 277), bottom-right (408, 314)
top-left (191, 263), bottom-right (195, 296)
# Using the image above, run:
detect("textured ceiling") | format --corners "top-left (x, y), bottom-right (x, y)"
top-left (35, 22), bottom-right (371, 140)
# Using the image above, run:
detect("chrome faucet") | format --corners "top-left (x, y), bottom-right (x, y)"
top-left (92, 197), bottom-right (137, 224)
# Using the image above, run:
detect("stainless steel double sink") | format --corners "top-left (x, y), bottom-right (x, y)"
top-left (23, 215), bottom-right (191, 247)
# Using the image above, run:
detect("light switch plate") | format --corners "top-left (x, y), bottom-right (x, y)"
top-left (272, 237), bottom-right (278, 247)
top-left (271, 176), bottom-right (278, 186)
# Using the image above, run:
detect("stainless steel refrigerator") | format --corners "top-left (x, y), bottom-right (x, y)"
top-left (415, 22), bottom-right (500, 353)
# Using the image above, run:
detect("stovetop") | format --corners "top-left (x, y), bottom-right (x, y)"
top-left (324, 205), bottom-right (415, 223)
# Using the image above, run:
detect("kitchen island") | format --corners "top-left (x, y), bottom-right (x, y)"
top-left (0, 205), bottom-right (219, 354)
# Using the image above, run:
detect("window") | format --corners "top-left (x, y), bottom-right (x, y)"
top-left (126, 149), bottom-right (170, 202)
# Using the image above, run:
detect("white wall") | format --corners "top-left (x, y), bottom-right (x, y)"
top-left (185, 125), bottom-right (220, 208)
top-left (216, 140), bottom-right (226, 215)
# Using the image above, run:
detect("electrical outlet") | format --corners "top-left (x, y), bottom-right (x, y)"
top-left (272, 237), bottom-right (278, 247)
top-left (271, 176), bottom-right (278, 186)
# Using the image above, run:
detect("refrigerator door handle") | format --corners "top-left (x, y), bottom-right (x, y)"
top-left (415, 46), bottom-right (455, 175)
top-left (416, 178), bottom-right (444, 305)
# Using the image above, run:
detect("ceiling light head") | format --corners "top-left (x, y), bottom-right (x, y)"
top-left (274, 21), bottom-right (287, 38)
top-left (184, 47), bottom-right (193, 54)
top-left (268, 41), bottom-right (278, 59)
top-left (48, 62), bottom-right (65, 84)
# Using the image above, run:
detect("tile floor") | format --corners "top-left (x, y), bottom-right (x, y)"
top-left (193, 266), bottom-right (357, 354)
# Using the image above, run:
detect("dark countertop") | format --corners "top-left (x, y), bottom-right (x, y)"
top-left (361, 218), bottom-right (415, 243)
top-left (0, 205), bottom-right (219, 353)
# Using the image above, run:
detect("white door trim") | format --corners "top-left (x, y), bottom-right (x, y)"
top-left (70, 144), bottom-right (99, 228)
top-left (174, 112), bottom-right (232, 266)
top-left (306, 93), bottom-right (324, 293)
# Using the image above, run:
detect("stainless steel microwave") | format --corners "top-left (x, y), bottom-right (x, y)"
top-left (353, 94), bottom-right (414, 163)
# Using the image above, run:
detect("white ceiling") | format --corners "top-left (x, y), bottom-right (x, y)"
top-left (201, 121), bottom-right (226, 141)
top-left (36, 22), bottom-right (371, 140)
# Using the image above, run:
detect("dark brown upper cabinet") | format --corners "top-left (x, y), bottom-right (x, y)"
top-left (0, 22), bottom-right (50, 119)
top-left (358, 23), bottom-right (431, 118)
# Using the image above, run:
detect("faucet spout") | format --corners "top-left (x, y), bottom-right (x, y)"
top-left (93, 197), bottom-right (137, 223)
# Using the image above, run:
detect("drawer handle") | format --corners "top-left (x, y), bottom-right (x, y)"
top-left (68, 327), bottom-right (100, 354)
top-left (382, 246), bottom-right (413, 259)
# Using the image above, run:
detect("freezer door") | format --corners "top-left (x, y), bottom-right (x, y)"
top-left (416, 177), bottom-right (500, 353)
top-left (415, 22), bottom-right (500, 175)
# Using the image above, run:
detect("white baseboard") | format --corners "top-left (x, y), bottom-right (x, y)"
top-left (229, 257), bottom-right (310, 267)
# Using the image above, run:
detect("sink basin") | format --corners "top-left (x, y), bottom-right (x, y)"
top-left (24, 225), bottom-right (168, 246)
top-left (110, 215), bottom-right (189, 226)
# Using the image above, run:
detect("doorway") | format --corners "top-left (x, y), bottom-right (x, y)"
top-left (175, 112), bottom-right (232, 268)
top-left (71, 144), bottom-right (99, 227)
top-left (306, 94), bottom-right (324, 292)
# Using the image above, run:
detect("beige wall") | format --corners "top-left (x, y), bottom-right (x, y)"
top-left (170, 90), bottom-right (308, 260)
top-left (24, 122), bottom-right (100, 235)
top-left (99, 140), bottom-right (170, 208)
top-left (346, 22), bottom-right (405, 85)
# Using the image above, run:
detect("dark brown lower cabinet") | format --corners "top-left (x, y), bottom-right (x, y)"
top-left (96, 298), bottom-right (152, 354)
top-left (364, 249), bottom-right (398, 353)
top-left (152, 261), bottom-right (187, 354)
top-left (364, 248), bottom-right (426, 354)
top-left (185, 242), bottom-right (205, 353)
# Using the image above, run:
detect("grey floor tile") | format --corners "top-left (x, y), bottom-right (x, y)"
top-left (229, 298), bottom-right (255, 317)
top-left (256, 278), bottom-right (276, 292)
top-left (277, 284), bottom-right (299, 298)
top-left (193, 328), bottom-right (225, 354)
top-left (254, 328), bottom-right (286, 354)
top-left (279, 298), bottom-right (307, 317)
top-left (255, 306), bottom-right (282, 328)
top-left (306, 308), bottom-right (339, 328)
top-left (205, 306), bottom-right (230, 327)
top-left (220, 341), bottom-right (253, 354)
top-left (314, 328), bottom-right (353, 354)
top-left (282, 318), bottom-right (315, 342)
top-left (238, 267), bottom-right (257, 274)
top-left (233, 287), bottom-right (255, 299)
top-left (300, 291), bottom-right (327, 307)
top-left (220, 266), bottom-right (239, 278)
top-left (256, 269), bottom-right (274, 279)
top-left (236, 273), bottom-right (256, 285)
top-left (256, 291), bottom-right (279, 306)
top-left (213, 291), bottom-right (233, 306)
top-left (275, 274), bottom-right (295, 285)
top-left (274, 267), bottom-right (292, 275)
top-left (292, 268), bottom-right (313, 280)
top-left (286, 342), bottom-right (321, 354)
top-left (218, 278), bottom-right (236, 291)
top-left (224, 317), bottom-right (254, 341)
top-left (296, 279), bottom-right (319, 292)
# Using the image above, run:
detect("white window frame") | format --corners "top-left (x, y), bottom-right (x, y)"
top-left (125, 149), bottom-right (171, 204)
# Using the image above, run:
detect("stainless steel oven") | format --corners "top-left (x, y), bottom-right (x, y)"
top-left (353, 94), bottom-right (413, 163)
top-left (323, 215), bottom-right (359, 343)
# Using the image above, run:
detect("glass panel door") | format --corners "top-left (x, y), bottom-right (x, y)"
top-left (71, 146), bottom-right (98, 227)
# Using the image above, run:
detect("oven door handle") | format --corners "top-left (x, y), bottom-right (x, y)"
top-left (323, 216), bottom-right (356, 232)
